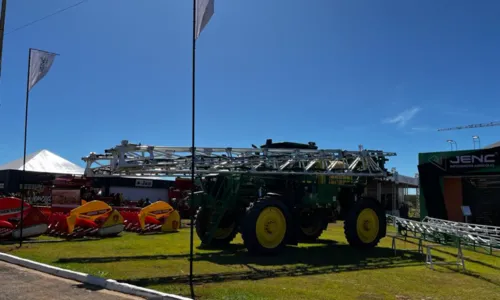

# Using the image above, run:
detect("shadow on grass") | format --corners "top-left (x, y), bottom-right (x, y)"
top-left (57, 243), bottom-right (430, 286)
top-left (122, 262), bottom-right (424, 286)
top-left (433, 267), bottom-right (500, 288)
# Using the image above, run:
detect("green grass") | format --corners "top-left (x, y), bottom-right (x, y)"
top-left (1, 223), bottom-right (499, 300)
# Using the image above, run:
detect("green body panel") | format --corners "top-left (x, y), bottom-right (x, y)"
top-left (303, 183), bottom-right (339, 206)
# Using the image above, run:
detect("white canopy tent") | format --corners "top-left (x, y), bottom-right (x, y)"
top-left (0, 149), bottom-right (84, 175)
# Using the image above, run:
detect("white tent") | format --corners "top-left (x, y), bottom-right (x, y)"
top-left (0, 149), bottom-right (84, 175)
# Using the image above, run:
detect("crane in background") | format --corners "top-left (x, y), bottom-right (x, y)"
top-left (437, 121), bottom-right (500, 132)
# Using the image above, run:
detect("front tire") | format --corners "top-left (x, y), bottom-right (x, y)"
top-left (195, 207), bottom-right (238, 247)
top-left (241, 198), bottom-right (291, 255)
top-left (344, 197), bottom-right (386, 249)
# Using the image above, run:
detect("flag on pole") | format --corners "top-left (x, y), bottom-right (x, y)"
top-left (28, 49), bottom-right (57, 91)
top-left (195, 0), bottom-right (214, 40)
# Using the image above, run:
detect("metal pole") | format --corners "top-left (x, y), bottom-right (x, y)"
top-left (19, 48), bottom-right (31, 247)
top-left (189, 0), bottom-right (196, 298)
top-left (0, 0), bottom-right (7, 78)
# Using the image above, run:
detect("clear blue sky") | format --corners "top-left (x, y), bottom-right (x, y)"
top-left (1, 0), bottom-right (500, 177)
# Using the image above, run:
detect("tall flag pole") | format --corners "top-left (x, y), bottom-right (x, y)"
top-left (0, 0), bottom-right (7, 79)
top-left (190, 0), bottom-right (214, 298)
top-left (18, 48), bottom-right (57, 247)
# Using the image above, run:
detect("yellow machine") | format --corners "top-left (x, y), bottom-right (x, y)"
top-left (122, 201), bottom-right (181, 233)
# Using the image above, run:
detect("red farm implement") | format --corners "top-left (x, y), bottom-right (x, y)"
top-left (46, 200), bottom-right (124, 238)
top-left (121, 201), bottom-right (180, 234)
top-left (0, 197), bottom-right (49, 240)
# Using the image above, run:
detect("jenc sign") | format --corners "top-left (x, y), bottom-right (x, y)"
top-left (449, 154), bottom-right (496, 169)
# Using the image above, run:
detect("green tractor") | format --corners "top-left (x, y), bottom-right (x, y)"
top-left (191, 139), bottom-right (391, 255)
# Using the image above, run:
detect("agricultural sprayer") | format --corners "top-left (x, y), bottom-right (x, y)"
top-left (83, 139), bottom-right (396, 255)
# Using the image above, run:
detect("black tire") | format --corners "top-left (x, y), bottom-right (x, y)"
top-left (194, 207), bottom-right (238, 247)
top-left (241, 198), bottom-right (291, 255)
top-left (344, 197), bottom-right (386, 249)
top-left (297, 209), bottom-right (328, 242)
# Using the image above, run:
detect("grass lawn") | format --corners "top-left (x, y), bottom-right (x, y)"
top-left (1, 222), bottom-right (499, 300)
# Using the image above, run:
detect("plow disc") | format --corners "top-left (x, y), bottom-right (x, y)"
top-left (47, 200), bottom-right (124, 239)
top-left (0, 197), bottom-right (49, 240)
top-left (122, 201), bottom-right (180, 234)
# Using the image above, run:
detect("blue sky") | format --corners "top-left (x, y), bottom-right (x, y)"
top-left (1, 0), bottom-right (500, 177)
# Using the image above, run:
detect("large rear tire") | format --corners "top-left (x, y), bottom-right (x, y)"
top-left (344, 197), bottom-right (386, 249)
top-left (195, 207), bottom-right (238, 247)
top-left (241, 198), bottom-right (291, 255)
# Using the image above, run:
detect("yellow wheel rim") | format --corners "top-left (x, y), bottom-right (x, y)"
top-left (255, 207), bottom-right (287, 249)
top-left (356, 208), bottom-right (380, 244)
top-left (214, 223), bottom-right (235, 240)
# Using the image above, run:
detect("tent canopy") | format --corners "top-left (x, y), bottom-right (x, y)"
top-left (0, 149), bottom-right (84, 175)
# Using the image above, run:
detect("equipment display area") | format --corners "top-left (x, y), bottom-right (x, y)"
top-left (418, 146), bottom-right (500, 226)
top-left (84, 139), bottom-right (397, 255)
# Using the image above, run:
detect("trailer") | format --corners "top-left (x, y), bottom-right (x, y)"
top-left (83, 139), bottom-right (396, 255)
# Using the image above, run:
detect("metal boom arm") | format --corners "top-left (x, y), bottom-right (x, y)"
top-left (82, 140), bottom-right (396, 178)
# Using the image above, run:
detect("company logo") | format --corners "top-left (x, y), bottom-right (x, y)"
top-left (135, 179), bottom-right (153, 188)
top-left (429, 154), bottom-right (496, 171)
top-left (172, 220), bottom-right (179, 230)
top-left (429, 155), bottom-right (446, 171)
top-left (150, 209), bottom-right (173, 215)
top-left (82, 209), bottom-right (109, 217)
top-left (449, 154), bottom-right (495, 169)
top-left (0, 207), bottom-right (21, 216)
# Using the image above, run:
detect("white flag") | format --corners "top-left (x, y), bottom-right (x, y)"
top-left (195, 0), bottom-right (214, 40)
top-left (28, 49), bottom-right (57, 91)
